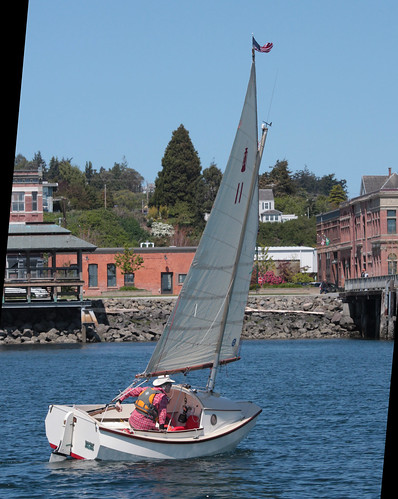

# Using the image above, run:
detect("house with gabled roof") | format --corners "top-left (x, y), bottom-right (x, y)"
top-left (360, 168), bottom-right (398, 195)
top-left (258, 189), bottom-right (297, 223)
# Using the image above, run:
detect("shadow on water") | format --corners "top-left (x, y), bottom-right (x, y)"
top-left (42, 449), bottom-right (274, 499)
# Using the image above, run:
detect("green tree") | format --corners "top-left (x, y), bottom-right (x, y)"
top-left (32, 151), bottom-right (46, 175)
top-left (274, 196), bottom-right (308, 217)
top-left (46, 156), bottom-right (61, 181)
top-left (292, 166), bottom-right (318, 195)
top-left (66, 209), bottom-right (132, 247)
top-left (259, 159), bottom-right (296, 196)
top-left (84, 161), bottom-right (95, 183)
top-left (114, 247), bottom-right (144, 276)
top-left (328, 184), bottom-right (347, 208)
top-left (318, 173), bottom-right (347, 197)
top-left (258, 216), bottom-right (316, 247)
top-left (190, 162), bottom-right (222, 227)
top-left (152, 124), bottom-right (202, 208)
top-left (195, 162), bottom-right (222, 212)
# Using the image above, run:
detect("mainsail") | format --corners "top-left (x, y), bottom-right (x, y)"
top-left (144, 61), bottom-right (263, 380)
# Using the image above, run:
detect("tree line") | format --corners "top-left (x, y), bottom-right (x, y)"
top-left (15, 123), bottom-right (347, 248)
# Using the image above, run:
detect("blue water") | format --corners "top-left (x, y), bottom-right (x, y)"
top-left (0, 339), bottom-right (393, 498)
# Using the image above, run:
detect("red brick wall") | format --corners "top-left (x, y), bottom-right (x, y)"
top-left (10, 188), bottom-right (43, 223)
top-left (56, 248), bottom-right (196, 296)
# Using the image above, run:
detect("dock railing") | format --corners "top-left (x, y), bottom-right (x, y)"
top-left (345, 275), bottom-right (398, 292)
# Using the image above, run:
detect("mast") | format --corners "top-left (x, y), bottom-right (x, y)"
top-left (207, 113), bottom-right (269, 392)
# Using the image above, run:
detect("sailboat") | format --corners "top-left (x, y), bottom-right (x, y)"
top-left (45, 50), bottom-right (270, 461)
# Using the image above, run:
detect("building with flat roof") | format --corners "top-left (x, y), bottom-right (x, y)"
top-left (56, 246), bottom-right (196, 296)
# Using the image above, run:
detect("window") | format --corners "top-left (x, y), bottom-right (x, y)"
top-left (88, 264), bottom-right (98, 287)
top-left (11, 192), bottom-right (24, 212)
top-left (388, 253), bottom-right (397, 275)
top-left (178, 274), bottom-right (187, 285)
top-left (107, 263), bottom-right (117, 287)
top-left (124, 273), bottom-right (135, 286)
top-left (32, 192), bottom-right (38, 211)
top-left (161, 272), bottom-right (173, 294)
top-left (387, 210), bottom-right (396, 234)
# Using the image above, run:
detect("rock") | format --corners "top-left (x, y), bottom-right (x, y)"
top-left (331, 312), bottom-right (342, 324)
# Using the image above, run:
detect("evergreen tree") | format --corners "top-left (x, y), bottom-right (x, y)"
top-left (193, 162), bottom-right (222, 221)
top-left (292, 166), bottom-right (318, 195)
top-left (269, 160), bottom-right (296, 196)
top-left (328, 184), bottom-right (347, 208)
top-left (152, 124), bottom-right (202, 208)
top-left (84, 161), bottom-right (95, 183)
top-left (32, 151), bottom-right (46, 176)
top-left (259, 159), bottom-right (296, 196)
top-left (318, 173), bottom-right (347, 197)
top-left (46, 156), bottom-right (61, 181)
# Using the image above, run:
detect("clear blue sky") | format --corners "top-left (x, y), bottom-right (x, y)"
top-left (16, 0), bottom-right (398, 198)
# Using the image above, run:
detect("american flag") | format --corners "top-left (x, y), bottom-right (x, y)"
top-left (252, 36), bottom-right (273, 53)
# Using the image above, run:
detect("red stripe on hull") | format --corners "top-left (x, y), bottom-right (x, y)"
top-left (49, 442), bottom-right (85, 460)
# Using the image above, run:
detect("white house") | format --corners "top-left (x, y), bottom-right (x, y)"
top-left (259, 189), bottom-right (298, 223)
top-left (256, 246), bottom-right (317, 274)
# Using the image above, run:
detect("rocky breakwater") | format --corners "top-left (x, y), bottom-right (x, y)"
top-left (0, 294), bottom-right (360, 346)
top-left (0, 307), bottom-right (82, 345)
top-left (93, 294), bottom-right (360, 342)
top-left (243, 294), bottom-right (360, 339)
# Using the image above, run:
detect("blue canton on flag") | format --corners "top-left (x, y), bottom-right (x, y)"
top-left (252, 36), bottom-right (273, 53)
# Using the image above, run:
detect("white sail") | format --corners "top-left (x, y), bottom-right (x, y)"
top-left (144, 61), bottom-right (261, 378)
top-left (45, 54), bottom-right (266, 464)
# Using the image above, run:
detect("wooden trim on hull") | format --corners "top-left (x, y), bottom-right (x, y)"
top-left (99, 408), bottom-right (262, 445)
top-left (137, 357), bottom-right (241, 378)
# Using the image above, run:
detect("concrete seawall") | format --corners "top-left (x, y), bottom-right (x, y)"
top-left (0, 294), bottom-right (362, 345)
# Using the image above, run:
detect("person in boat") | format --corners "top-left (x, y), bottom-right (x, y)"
top-left (115, 375), bottom-right (175, 431)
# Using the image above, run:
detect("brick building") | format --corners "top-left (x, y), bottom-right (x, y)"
top-left (56, 246), bottom-right (196, 296)
top-left (10, 168), bottom-right (44, 223)
top-left (317, 169), bottom-right (398, 286)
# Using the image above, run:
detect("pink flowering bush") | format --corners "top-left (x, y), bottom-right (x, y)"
top-left (258, 271), bottom-right (285, 286)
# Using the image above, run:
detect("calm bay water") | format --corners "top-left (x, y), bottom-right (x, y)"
top-left (0, 339), bottom-right (393, 498)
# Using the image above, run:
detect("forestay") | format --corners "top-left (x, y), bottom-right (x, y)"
top-left (144, 62), bottom-right (260, 379)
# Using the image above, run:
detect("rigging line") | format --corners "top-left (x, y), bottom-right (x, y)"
top-left (266, 68), bottom-right (278, 124)
top-left (111, 377), bottom-right (147, 403)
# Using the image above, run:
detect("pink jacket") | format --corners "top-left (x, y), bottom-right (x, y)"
top-left (119, 386), bottom-right (169, 431)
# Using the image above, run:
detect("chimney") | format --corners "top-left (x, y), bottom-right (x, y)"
top-left (388, 167), bottom-right (392, 177)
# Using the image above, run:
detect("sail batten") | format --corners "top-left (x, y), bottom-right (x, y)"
top-left (144, 61), bottom-right (264, 380)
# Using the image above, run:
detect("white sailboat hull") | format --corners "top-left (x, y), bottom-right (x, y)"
top-left (46, 387), bottom-right (261, 461)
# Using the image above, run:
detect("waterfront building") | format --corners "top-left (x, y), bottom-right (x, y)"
top-left (4, 223), bottom-right (96, 303)
top-left (316, 169), bottom-right (398, 286)
top-left (56, 246), bottom-right (196, 296)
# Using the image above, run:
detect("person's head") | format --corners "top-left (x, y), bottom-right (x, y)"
top-left (153, 375), bottom-right (175, 393)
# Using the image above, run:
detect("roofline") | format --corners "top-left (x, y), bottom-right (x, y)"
top-left (93, 246), bottom-right (197, 254)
